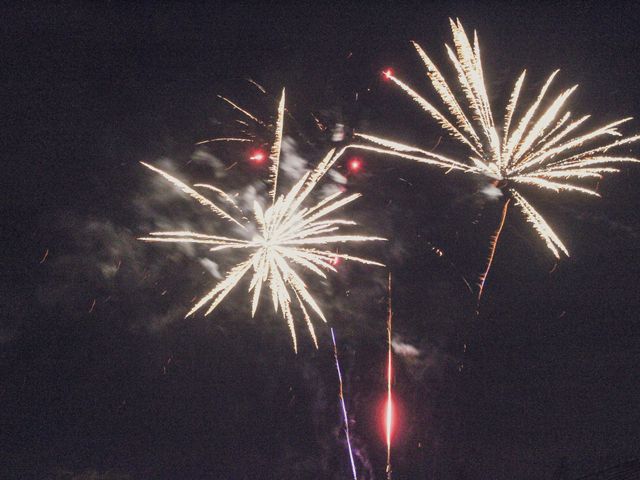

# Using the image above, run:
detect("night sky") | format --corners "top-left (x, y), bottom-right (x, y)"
top-left (3, 2), bottom-right (640, 479)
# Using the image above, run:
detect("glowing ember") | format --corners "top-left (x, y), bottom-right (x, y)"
top-left (249, 149), bottom-right (267, 164)
top-left (347, 157), bottom-right (363, 173)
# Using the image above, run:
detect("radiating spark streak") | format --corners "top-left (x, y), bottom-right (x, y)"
top-left (513, 118), bottom-right (631, 173)
top-left (40, 248), bottom-right (49, 264)
top-left (449, 20), bottom-right (499, 156)
top-left (477, 198), bottom-right (510, 304)
top-left (511, 85), bottom-right (578, 164)
top-left (547, 133), bottom-right (640, 166)
top-left (280, 235), bottom-right (385, 246)
top-left (353, 133), bottom-right (481, 172)
top-left (529, 168), bottom-right (619, 178)
top-left (518, 114), bottom-right (590, 167)
top-left (511, 177), bottom-right (600, 196)
top-left (138, 236), bottom-right (245, 246)
top-left (194, 183), bottom-right (245, 216)
top-left (269, 89), bottom-right (286, 203)
top-left (346, 141), bottom-right (480, 173)
top-left (532, 111), bottom-right (572, 152)
top-left (510, 189), bottom-right (568, 258)
top-left (503, 70), bottom-right (560, 166)
top-left (354, 19), bottom-right (639, 261)
top-left (140, 162), bottom-right (244, 228)
top-left (411, 40), bottom-right (483, 151)
top-left (195, 137), bottom-right (253, 146)
top-left (384, 70), bottom-right (482, 156)
top-left (217, 95), bottom-right (265, 126)
top-left (245, 77), bottom-right (267, 94)
top-left (331, 328), bottom-right (358, 480)
top-left (138, 231), bottom-right (252, 248)
top-left (385, 273), bottom-right (393, 480)
top-left (541, 156), bottom-right (640, 172)
top-left (293, 290), bottom-right (317, 347)
top-left (140, 95), bottom-right (384, 351)
top-left (501, 71), bottom-right (526, 160)
top-left (300, 248), bottom-right (386, 267)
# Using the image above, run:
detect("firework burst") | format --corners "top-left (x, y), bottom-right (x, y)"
top-left (140, 90), bottom-right (385, 351)
top-left (352, 19), bottom-right (639, 295)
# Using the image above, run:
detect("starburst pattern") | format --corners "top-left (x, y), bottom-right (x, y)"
top-left (140, 90), bottom-right (384, 351)
top-left (353, 19), bottom-right (640, 261)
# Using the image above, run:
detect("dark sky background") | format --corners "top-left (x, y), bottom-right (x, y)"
top-left (3, 2), bottom-right (640, 479)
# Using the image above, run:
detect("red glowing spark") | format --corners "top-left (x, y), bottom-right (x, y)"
top-left (386, 388), bottom-right (393, 466)
top-left (330, 255), bottom-right (342, 267)
top-left (347, 157), bottom-right (363, 173)
top-left (385, 273), bottom-right (393, 478)
top-left (249, 149), bottom-right (267, 164)
top-left (382, 68), bottom-right (394, 80)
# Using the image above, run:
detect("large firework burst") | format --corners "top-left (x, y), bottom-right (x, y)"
top-left (352, 19), bottom-right (639, 296)
top-left (140, 90), bottom-right (385, 351)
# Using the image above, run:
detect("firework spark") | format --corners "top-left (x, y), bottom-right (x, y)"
top-left (140, 90), bottom-right (385, 351)
top-left (331, 328), bottom-right (358, 480)
top-left (352, 19), bottom-right (639, 293)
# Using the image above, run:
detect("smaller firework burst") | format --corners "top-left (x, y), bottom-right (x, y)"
top-left (140, 90), bottom-right (385, 351)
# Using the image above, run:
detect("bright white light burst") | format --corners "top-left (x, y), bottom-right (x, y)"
top-left (354, 19), bottom-right (640, 259)
top-left (140, 90), bottom-right (385, 351)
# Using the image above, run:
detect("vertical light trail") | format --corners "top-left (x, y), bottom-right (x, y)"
top-left (385, 272), bottom-right (393, 479)
top-left (331, 328), bottom-right (358, 480)
top-left (477, 197), bottom-right (511, 306)
top-left (269, 88), bottom-right (286, 204)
